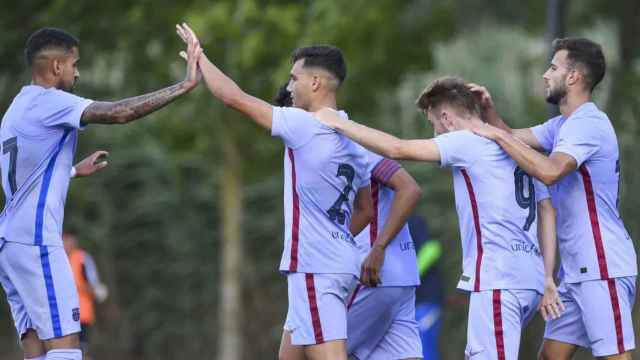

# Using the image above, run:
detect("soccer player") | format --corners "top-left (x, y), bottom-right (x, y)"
top-left (346, 150), bottom-right (424, 360)
top-left (469, 38), bottom-right (637, 360)
top-left (272, 78), bottom-right (425, 359)
top-left (0, 27), bottom-right (201, 360)
top-left (314, 77), bottom-right (561, 359)
top-left (176, 24), bottom-right (373, 360)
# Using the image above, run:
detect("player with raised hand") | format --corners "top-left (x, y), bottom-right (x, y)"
top-left (175, 23), bottom-right (372, 360)
top-left (314, 77), bottom-right (561, 359)
top-left (0, 27), bottom-right (201, 360)
top-left (469, 38), bottom-right (636, 360)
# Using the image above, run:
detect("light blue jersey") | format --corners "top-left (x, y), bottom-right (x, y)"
top-left (355, 151), bottom-right (420, 287)
top-left (434, 130), bottom-right (547, 293)
top-left (272, 107), bottom-right (370, 276)
top-left (532, 102), bottom-right (636, 283)
top-left (0, 85), bottom-right (91, 247)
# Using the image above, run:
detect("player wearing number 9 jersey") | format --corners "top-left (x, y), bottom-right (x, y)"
top-left (0, 27), bottom-right (201, 360)
top-left (176, 23), bottom-right (373, 360)
top-left (314, 77), bottom-right (560, 360)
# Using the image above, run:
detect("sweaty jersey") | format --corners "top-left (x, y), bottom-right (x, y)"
top-left (0, 85), bottom-right (91, 247)
top-left (355, 151), bottom-right (420, 287)
top-left (272, 107), bottom-right (370, 276)
top-left (532, 102), bottom-right (637, 283)
top-left (434, 130), bottom-right (548, 293)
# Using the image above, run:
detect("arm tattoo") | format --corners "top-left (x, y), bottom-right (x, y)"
top-left (81, 82), bottom-right (189, 124)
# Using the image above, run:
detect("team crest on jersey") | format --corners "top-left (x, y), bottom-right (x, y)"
top-left (72, 308), bottom-right (80, 322)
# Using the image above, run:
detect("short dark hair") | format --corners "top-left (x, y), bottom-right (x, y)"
top-left (273, 83), bottom-right (292, 107)
top-left (291, 45), bottom-right (347, 85)
top-left (25, 27), bottom-right (79, 66)
top-left (415, 77), bottom-right (482, 117)
top-left (552, 37), bottom-right (606, 92)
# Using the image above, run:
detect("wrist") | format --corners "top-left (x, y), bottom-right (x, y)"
top-left (70, 166), bottom-right (77, 178)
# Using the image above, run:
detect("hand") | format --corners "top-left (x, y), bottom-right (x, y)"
top-left (470, 122), bottom-right (501, 141)
top-left (360, 244), bottom-right (385, 287)
top-left (467, 83), bottom-right (500, 125)
top-left (176, 23), bottom-right (203, 91)
top-left (74, 151), bottom-right (109, 177)
top-left (539, 279), bottom-right (565, 321)
top-left (314, 107), bottom-right (342, 129)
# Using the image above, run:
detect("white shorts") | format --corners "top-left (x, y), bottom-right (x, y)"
top-left (347, 285), bottom-right (422, 360)
top-left (466, 289), bottom-right (540, 360)
top-left (0, 239), bottom-right (81, 340)
top-left (283, 272), bottom-right (357, 346)
top-left (543, 276), bottom-right (636, 357)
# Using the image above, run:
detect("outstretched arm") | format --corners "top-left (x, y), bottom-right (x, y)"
top-left (80, 30), bottom-right (202, 125)
top-left (315, 108), bottom-right (441, 162)
top-left (176, 23), bottom-right (273, 130)
top-left (471, 124), bottom-right (576, 185)
top-left (537, 198), bottom-right (564, 320)
top-left (360, 167), bottom-right (422, 287)
top-left (467, 83), bottom-right (543, 150)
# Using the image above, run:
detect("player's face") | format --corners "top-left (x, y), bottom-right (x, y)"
top-left (543, 50), bottom-right (570, 105)
top-left (57, 47), bottom-right (80, 93)
top-left (287, 59), bottom-right (313, 110)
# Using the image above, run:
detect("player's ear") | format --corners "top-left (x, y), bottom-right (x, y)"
top-left (566, 68), bottom-right (580, 87)
top-left (311, 75), bottom-right (321, 92)
top-left (52, 58), bottom-right (62, 76)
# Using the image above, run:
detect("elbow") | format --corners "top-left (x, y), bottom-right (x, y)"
top-left (539, 169), bottom-right (562, 186)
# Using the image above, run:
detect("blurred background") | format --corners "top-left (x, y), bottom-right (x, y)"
top-left (1, 0), bottom-right (639, 358)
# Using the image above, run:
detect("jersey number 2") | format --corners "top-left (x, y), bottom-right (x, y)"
top-left (2, 137), bottom-right (18, 195)
top-left (327, 163), bottom-right (355, 225)
top-left (514, 166), bottom-right (536, 231)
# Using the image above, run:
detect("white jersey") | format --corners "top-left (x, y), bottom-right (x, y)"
top-left (272, 107), bottom-right (370, 276)
top-left (0, 85), bottom-right (91, 246)
top-left (434, 130), bottom-right (548, 293)
top-left (532, 102), bottom-right (637, 283)
top-left (355, 151), bottom-right (420, 286)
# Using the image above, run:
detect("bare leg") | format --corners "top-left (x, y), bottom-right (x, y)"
top-left (22, 329), bottom-right (46, 359)
top-left (598, 352), bottom-right (632, 360)
top-left (304, 339), bottom-right (347, 360)
top-left (279, 330), bottom-right (305, 360)
top-left (538, 338), bottom-right (578, 360)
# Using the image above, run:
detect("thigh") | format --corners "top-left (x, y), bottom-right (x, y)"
top-left (578, 277), bottom-right (636, 357)
top-left (1, 242), bottom-right (80, 340)
top-left (347, 286), bottom-right (394, 359)
top-left (285, 273), bottom-right (355, 346)
top-left (466, 290), bottom-right (529, 360)
top-left (543, 281), bottom-right (589, 349)
top-left (367, 287), bottom-right (422, 360)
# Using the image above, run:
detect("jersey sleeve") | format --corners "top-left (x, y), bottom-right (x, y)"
top-left (552, 115), bottom-right (601, 167)
top-left (271, 107), bottom-right (321, 149)
top-left (534, 179), bottom-right (550, 202)
top-left (531, 116), bottom-right (561, 152)
top-left (433, 130), bottom-right (483, 168)
top-left (371, 156), bottom-right (402, 186)
top-left (37, 89), bottom-right (93, 129)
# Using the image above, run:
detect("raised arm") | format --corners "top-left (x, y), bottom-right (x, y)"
top-left (176, 23), bottom-right (273, 130)
top-left (81, 32), bottom-right (201, 125)
top-left (314, 108), bottom-right (441, 162)
top-left (537, 198), bottom-right (564, 320)
top-left (468, 83), bottom-right (543, 150)
top-left (471, 124), bottom-right (576, 185)
top-left (361, 167), bottom-right (422, 287)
